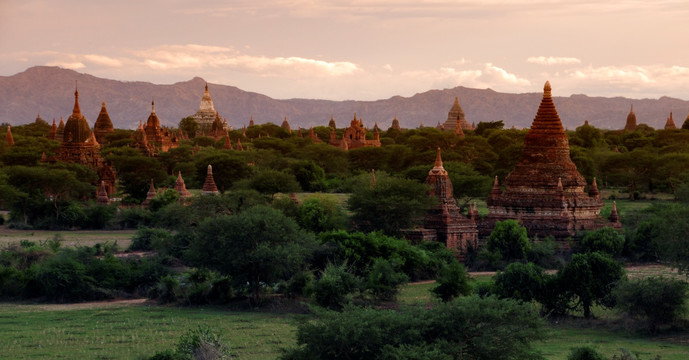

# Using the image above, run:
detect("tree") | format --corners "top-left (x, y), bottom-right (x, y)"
top-left (492, 262), bottom-right (546, 303)
top-left (365, 258), bottom-right (408, 302)
top-left (578, 227), bottom-right (625, 256)
top-left (474, 120), bottom-right (504, 136)
top-left (485, 220), bottom-right (531, 263)
top-left (249, 169), bottom-right (301, 199)
top-left (184, 205), bottom-right (318, 304)
top-left (178, 116), bottom-right (199, 138)
top-left (613, 276), bottom-right (688, 334)
top-left (281, 296), bottom-right (545, 360)
top-left (109, 154), bottom-right (168, 201)
top-left (430, 259), bottom-right (471, 302)
top-left (297, 194), bottom-right (348, 233)
top-left (348, 176), bottom-right (434, 237)
top-left (558, 252), bottom-right (625, 318)
top-left (312, 262), bottom-right (360, 310)
top-left (195, 152), bottom-right (253, 192)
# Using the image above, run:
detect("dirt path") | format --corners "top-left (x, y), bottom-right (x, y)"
top-left (35, 298), bottom-right (150, 311)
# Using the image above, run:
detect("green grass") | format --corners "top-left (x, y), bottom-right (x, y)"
top-left (538, 322), bottom-right (689, 360)
top-left (0, 302), bottom-right (300, 359)
top-left (0, 228), bottom-right (135, 249)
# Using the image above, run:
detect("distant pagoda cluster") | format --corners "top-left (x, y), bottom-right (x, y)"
top-left (9, 78), bottom-right (665, 259)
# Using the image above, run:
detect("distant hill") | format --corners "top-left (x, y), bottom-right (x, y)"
top-left (1, 66), bottom-right (688, 131)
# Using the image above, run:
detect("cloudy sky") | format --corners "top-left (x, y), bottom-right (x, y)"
top-left (1, 0), bottom-right (688, 100)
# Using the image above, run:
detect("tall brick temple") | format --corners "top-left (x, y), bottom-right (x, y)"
top-left (481, 81), bottom-right (618, 240)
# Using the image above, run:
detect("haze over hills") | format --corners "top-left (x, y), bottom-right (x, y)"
top-left (1, 66), bottom-right (688, 131)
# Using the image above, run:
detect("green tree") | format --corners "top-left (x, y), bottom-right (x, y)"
top-left (195, 152), bottom-right (253, 192)
top-left (485, 220), bottom-right (531, 263)
top-left (492, 262), bottom-right (546, 303)
top-left (431, 260), bottom-right (472, 302)
top-left (614, 276), bottom-right (689, 334)
top-left (312, 262), bottom-right (360, 310)
top-left (348, 176), bottom-right (434, 237)
top-left (249, 169), bottom-right (301, 199)
top-left (178, 116), bottom-right (199, 138)
top-left (297, 194), bottom-right (348, 233)
top-left (558, 252), bottom-right (625, 318)
top-left (185, 205), bottom-right (317, 304)
top-left (578, 227), bottom-right (625, 256)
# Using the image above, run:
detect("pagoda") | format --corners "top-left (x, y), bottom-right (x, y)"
top-left (441, 97), bottom-right (474, 131)
top-left (328, 114), bottom-right (381, 150)
top-left (624, 105), bottom-right (637, 132)
top-left (201, 165), bottom-right (220, 195)
top-left (404, 148), bottom-right (478, 259)
top-left (664, 112), bottom-right (677, 130)
top-left (47, 118), bottom-right (58, 140)
top-left (96, 181), bottom-right (110, 205)
top-left (142, 179), bottom-right (157, 206)
top-left (281, 117), bottom-right (292, 134)
top-left (390, 115), bottom-right (401, 130)
top-left (481, 82), bottom-right (616, 240)
top-left (174, 171), bottom-right (192, 201)
top-left (93, 101), bottom-right (115, 143)
top-left (191, 84), bottom-right (227, 133)
top-left (56, 117), bottom-right (65, 142)
top-left (132, 121), bottom-right (155, 156)
top-left (53, 87), bottom-right (116, 195)
top-left (5, 125), bottom-right (14, 147)
top-left (144, 101), bottom-right (177, 152)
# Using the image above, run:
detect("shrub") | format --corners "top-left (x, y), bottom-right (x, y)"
top-left (613, 276), bottom-right (688, 334)
top-left (567, 346), bottom-right (606, 360)
top-left (148, 325), bottom-right (230, 360)
top-left (281, 295), bottom-right (545, 360)
top-left (527, 236), bottom-right (561, 269)
top-left (431, 260), bottom-right (471, 302)
top-left (365, 258), bottom-right (409, 302)
top-left (115, 207), bottom-right (152, 229)
top-left (128, 228), bottom-right (171, 252)
top-left (313, 263), bottom-right (360, 310)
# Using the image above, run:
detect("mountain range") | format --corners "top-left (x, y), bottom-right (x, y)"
top-left (1, 66), bottom-right (688, 131)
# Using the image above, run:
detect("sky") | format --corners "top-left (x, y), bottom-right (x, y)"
top-left (1, 0), bottom-right (688, 101)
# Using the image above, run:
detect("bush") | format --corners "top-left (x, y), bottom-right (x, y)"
top-left (128, 228), bottom-right (171, 252)
top-left (313, 263), bottom-right (360, 310)
top-left (613, 276), bottom-right (688, 334)
top-left (281, 295), bottom-right (545, 360)
top-left (527, 236), bottom-right (562, 269)
top-left (578, 227), bottom-right (625, 256)
top-left (364, 258), bottom-right (409, 302)
top-left (431, 260), bottom-right (471, 302)
top-left (567, 346), bottom-right (606, 360)
top-left (115, 207), bottom-right (152, 229)
top-left (492, 262), bottom-right (546, 303)
top-left (148, 325), bottom-right (230, 360)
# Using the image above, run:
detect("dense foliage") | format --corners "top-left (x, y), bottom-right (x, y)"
top-left (282, 296), bottom-right (545, 360)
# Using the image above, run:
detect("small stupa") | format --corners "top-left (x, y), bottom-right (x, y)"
top-left (201, 165), bottom-right (220, 195)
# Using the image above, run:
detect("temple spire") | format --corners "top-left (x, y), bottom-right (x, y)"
top-left (175, 171), bottom-right (192, 200)
top-left (589, 177), bottom-right (600, 199)
top-left (433, 147), bottom-right (444, 170)
top-left (490, 176), bottom-right (501, 199)
top-left (97, 181), bottom-right (110, 205)
top-left (72, 83), bottom-right (81, 115)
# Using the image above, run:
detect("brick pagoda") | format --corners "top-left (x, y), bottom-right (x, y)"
top-left (482, 81), bottom-right (617, 240)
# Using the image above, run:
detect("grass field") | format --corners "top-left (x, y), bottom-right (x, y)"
top-left (0, 302), bottom-right (301, 359)
top-left (0, 228), bottom-right (135, 249)
top-left (1, 266), bottom-right (688, 359)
